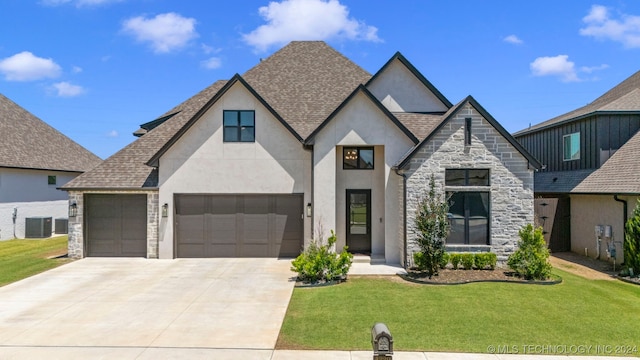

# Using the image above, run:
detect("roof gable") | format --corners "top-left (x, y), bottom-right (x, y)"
top-left (242, 41), bottom-right (371, 139)
top-left (304, 84), bottom-right (419, 145)
top-left (366, 52), bottom-right (452, 112)
top-left (0, 93), bottom-right (101, 172)
top-left (396, 96), bottom-right (541, 169)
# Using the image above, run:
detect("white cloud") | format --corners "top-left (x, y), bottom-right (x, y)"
top-left (51, 81), bottom-right (85, 97)
top-left (201, 57), bottom-right (222, 69)
top-left (242, 0), bottom-right (381, 52)
top-left (530, 55), bottom-right (579, 82)
top-left (107, 130), bottom-right (119, 137)
top-left (580, 4), bottom-right (640, 48)
top-left (122, 13), bottom-right (198, 53)
top-left (72, 65), bottom-right (83, 73)
top-left (580, 63), bottom-right (609, 73)
top-left (41, 0), bottom-right (123, 6)
top-left (503, 34), bottom-right (523, 44)
top-left (0, 51), bottom-right (61, 81)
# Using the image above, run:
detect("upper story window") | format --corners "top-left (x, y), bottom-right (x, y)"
top-left (563, 132), bottom-right (580, 161)
top-left (48, 175), bottom-right (57, 185)
top-left (464, 117), bottom-right (472, 146)
top-left (445, 169), bottom-right (490, 186)
top-left (223, 110), bottom-right (255, 142)
top-left (343, 147), bottom-right (374, 169)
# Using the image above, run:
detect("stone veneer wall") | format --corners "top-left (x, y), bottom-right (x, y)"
top-left (67, 190), bottom-right (159, 259)
top-left (403, 103), bottom-right (534, 265)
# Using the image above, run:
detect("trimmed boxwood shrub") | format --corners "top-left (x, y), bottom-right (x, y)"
top-left (461, 253), bottom-right (474, 270)
top-left (474, 252), bottom-right (497, 270)
top-left (450, 253), bottom-right (462, 269)
top-left (439, 252), bottom-right (450, 269)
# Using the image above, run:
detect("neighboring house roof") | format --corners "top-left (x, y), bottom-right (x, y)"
top-left (572, 129), bottom-right (640, 194)
top-left (514, 70), bottom-right (640, 136)
top-left (61, 80), bottom-right (227, 189)
top-left (534, 169), bottom-right (595, 194)
top-left (395, 96), bottom-right (542, 169)
top-left (0, 93), bottom-right (101, 173)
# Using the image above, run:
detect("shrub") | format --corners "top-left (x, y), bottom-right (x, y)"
top-left (624, 199), bottom-right (640, 276)
top-left (507, 224), bottom-right (552, 280)
top-left (461, 253), bottom-right (474, 270)
top-left (291, 230), bottom-right (353, 283)
top-left (413, 175), bottom-right (450, 277)
top-left (413, 251), bottom-right (427, 270)
top-left (450, 253), bottom-right (462, 270)
top-left (474, 253), bottom-right (497, 270)
top-left (439, 252), bottom-right (450, 269)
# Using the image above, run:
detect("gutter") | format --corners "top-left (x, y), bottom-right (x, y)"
top-left (394, 167), bottom-right (408, 270)
top-left (613, 195), bottom-right (628, 237)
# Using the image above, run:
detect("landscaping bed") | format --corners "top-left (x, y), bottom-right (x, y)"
top-left (401, 268), bottom-right (561, 285)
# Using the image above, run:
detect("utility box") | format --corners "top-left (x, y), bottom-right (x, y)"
top-left (371, 322), bottom-right (393, 359)
top-left (55, 218), bottom-right (68, 234)
top-left (25, 217), bottom-right (52, 238)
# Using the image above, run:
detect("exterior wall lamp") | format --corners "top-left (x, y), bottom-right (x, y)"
top-left (306, 202), bottom-right (312, 217)
top-left (69, 201), bottom-right (78, 217)
top-left (162, 203), bottom-right (169, 218)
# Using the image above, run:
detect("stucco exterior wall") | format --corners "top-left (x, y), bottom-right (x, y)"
top-left (404, 103), bottom-right (535, 264)
top-left (367, 59), bottom-right (449, 113)
top-left (157, 82), bottom-right (312, 258)
top-left (67, 190), bottom-right (158, 259)
top-left (312, 91), bottom-right (415, 264)
top-left (570, 194), bottom-right (638, 264)
top-left (0, 168), bottom-right (79, 240)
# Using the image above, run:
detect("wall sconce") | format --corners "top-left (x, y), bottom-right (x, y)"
top-left (306, 203), bottom-right (312, 217)
top-left (162, 203), bottom-right (168, 217)
top-left (69, 201), bottom-right (78, 217)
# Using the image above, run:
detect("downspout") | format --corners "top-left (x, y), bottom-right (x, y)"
top-left (394, 167), bottom-right (408, 270)
top-left (614, 195), bottom-right (628, 236)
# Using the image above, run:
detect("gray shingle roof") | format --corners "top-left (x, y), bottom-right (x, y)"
top-left (61, 80), bottom-right (227, 189)
top-left (242, 41), bottom-right (371, 139)
top-left (514, 70), bottom-right (640, 136)
top-left (534, 170), bottom-right (595, 194)
top-left (393, 113), bottom-right (444, 139)
top-left (0, 93), bottom-right (101, 172)
top-left (572, 129), bottom-right (640, 194)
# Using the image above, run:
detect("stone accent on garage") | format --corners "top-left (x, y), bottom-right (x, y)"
top-left (67, 190), bottom-right (159, 259)
top-left (403, 103), bottom-right (535, 265)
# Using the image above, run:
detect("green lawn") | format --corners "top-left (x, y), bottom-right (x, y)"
top-left (277, 269), bottom-right (640, 353)
top-left (0, 236), bottom-right (71, 287)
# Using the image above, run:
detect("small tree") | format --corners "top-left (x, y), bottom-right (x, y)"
top-left (507, 224), bottom-right (552, 280)
top-left (624, 199), bottom-right (640, 276)
top-left (414, 175), bottom-right (450, 277)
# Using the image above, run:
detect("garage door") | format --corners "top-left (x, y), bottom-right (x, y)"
top-left (175, 194), bottom-right (303, 258)
top-left (85, 194), bottom-right (147, 257)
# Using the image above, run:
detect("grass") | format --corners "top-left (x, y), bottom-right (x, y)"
top-left (277, 269), bottom-right (640, 353)
top-left (0, 236), bottom-right (71, 287)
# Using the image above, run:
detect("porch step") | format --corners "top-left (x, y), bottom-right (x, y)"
top-left (352, 254), bottom-right (386, 265)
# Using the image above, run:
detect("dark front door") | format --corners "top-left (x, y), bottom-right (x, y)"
top-left (346, 189), bottom-right (371, 253)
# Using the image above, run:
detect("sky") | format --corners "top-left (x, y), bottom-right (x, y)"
top-left (1, 0), bottom-right (639, 159)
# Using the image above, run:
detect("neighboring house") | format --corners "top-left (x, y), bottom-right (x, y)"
top-left (514, 70), bottom-right (640, 264)
top-left (0, 94), bottom-right (101, 240)
top-left (62, 41), bottom-right (540, 265)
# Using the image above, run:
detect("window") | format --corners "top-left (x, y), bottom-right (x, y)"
top-left (223, 110), bottom-right (255, 142)
top-left (445, 168), bottom-right (490, 245)
top-left (464, 117), bottom-right (472, 145)
top-left (48, 175), bottom-right (56, 185)
top-left (445, 169), bottom-right (489, 186)
top-left (343, 147), bottom-right (374, 169)
top-left (563, 132), bottom-right (580, 161)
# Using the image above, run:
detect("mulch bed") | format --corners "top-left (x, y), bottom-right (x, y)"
top-left (400, 268), bottom-right (561, 285)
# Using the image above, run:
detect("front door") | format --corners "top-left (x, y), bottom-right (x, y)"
top-left (346, 189), bottom-right (371, 253)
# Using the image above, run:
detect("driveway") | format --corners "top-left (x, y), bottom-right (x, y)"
top-left (0, 258), bottom-right (295, 352)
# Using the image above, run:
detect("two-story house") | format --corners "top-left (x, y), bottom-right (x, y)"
top-left (514, 71), bottom-right (640, 264)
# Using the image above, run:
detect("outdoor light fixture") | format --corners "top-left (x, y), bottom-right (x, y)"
top-left (69, 202), bottom-right (78, 217)
top-left (306, 203), bottom-right (312, 217)
top-left (162, 203), bottom-right (168, 217)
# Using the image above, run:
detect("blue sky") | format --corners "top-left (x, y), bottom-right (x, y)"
top-left (1, 0), bottom-right (639, 159)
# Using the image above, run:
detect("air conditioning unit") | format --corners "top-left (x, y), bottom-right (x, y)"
top-left (55, 218), bottom-right (68, 234)
top-left (25, 217), bottom-right (52, 238)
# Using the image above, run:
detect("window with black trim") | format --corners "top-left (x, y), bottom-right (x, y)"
top-left (223, 110), bottom-right (255, 142)
top-left (563, 132), bottom-right (580, 161)
top-left (343, 147), bottom-right (374, 169)
top-left (445, 168), bottom-right (490, 245)
top-left (48, 175), bottom-right (56, 185)
top-left (445, 169), bottom-right (489, 186)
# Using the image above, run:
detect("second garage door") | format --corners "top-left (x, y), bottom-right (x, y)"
top-left (175, 194), bottom-right (303, 258)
